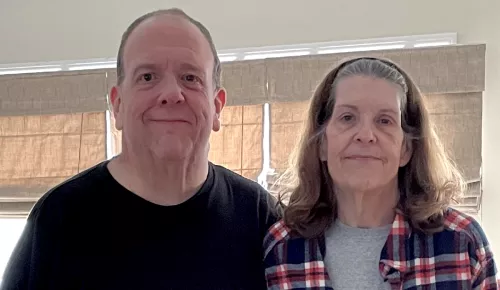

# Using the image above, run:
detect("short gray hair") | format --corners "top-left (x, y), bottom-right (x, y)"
top-left (116, 8), bottom-right (221, 88)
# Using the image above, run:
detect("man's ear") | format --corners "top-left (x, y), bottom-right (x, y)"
top-left (399, 138), bottom-right (413, 167)
top-left (110, 86), bottom-right (123, 130)
top-left (212, 87), bottom-right (227, 132)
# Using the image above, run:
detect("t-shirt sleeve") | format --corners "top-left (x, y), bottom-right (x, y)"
top-left (1, 198), bottom-right (62, 290)
top-left (258, 190), bottom-right (281, 239)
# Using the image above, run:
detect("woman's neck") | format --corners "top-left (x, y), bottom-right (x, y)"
top-left (335, 185), bottom-right (399, 228)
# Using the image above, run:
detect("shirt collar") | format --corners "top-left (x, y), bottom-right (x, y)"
top-left (391, 209), bottom-right (413, 239)
top-left (379, 209), bottom-right (412, 276)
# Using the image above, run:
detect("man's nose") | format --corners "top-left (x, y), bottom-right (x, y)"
top-left (157, 75), bottom-right (185, 105)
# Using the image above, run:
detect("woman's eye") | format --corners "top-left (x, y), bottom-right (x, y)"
top-left (379, 117), bottom-right (393, 125)
top-left (341, 115), bottom-right (354, 122)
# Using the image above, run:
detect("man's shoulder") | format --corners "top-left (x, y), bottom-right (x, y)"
top-left (30, 161), bottom-right (110, 218)
top-left (211, 163), bottom-right (281, 225)
top-left (211, 163), bottom-right (267, 196)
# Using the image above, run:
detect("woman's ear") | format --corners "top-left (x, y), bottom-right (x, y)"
top-left (399, 138), bottom-right (413, 167)
top-left (319, 136), bottom-right (328, 161)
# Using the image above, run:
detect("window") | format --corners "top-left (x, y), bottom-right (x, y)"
top-left (0, 219), bottom-right (26, 283)
top-left (216, 33), bottom-right (456, 62)
top-left (0, 33), bottom-right (457, 75)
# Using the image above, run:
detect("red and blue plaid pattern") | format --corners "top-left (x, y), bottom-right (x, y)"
top-left (263, 208), bottom-right (500, 289)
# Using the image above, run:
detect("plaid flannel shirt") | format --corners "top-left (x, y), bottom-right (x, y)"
top-left (263, 208), bottom-right (500, 289)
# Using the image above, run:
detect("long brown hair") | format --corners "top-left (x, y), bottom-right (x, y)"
top-left (277, 57), bottom-right (465, 238)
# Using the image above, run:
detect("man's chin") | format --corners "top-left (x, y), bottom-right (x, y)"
top-left (150, 142), bottom-right (194, 161)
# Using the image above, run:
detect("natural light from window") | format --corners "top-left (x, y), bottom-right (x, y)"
top-left (0, 219), bottom-right (26, 284)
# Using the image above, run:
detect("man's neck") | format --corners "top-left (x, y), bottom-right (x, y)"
top-left (108, 150), bottom-right (209, 206)
top-left (335, 184), bottom-right (398, 228)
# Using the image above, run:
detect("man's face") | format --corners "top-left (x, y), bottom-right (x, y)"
top-left (110, 15), bottom-right (225, 160)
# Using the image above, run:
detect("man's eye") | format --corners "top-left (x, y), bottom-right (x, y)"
top-left (183, 74), bottom-right (200, 83)
top-left (142, 73), bottom-right (153, 81)
top-left (139, 73), bottom-right (156, 82)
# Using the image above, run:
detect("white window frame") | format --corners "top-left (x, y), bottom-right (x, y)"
top-left (0, 33), bottom-right (456, 74)
top-left (216, 33), bottom-right (457, 62)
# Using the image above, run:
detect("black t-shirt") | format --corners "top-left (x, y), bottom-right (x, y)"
top-left (1, 161), bottom-right (278, 290)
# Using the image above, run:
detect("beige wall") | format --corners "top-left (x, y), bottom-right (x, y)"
top-left (1, 0), bottom-right (499, 253)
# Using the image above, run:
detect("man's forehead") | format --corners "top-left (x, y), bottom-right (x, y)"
top-left (123, 14), bottom-right (212, 63)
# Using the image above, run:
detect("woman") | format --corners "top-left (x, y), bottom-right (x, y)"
top-left (263, 57), bottom-right (499, 290)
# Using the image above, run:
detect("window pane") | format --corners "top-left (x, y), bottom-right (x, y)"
top-left (0, 219), bottom-right (26, 284)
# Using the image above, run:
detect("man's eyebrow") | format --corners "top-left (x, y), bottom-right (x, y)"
top-left (131, 63), bottom-right (159, 77)
top-left (129, 62), bottom-right (206, 77)
top-left (180, 62), bottom-right (206, 76)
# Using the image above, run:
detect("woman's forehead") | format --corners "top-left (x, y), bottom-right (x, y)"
top-left (333, 76), bottom-right (402, 111)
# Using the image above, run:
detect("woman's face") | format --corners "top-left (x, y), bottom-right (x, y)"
top-left (321, 75), bottom-right (412, 193)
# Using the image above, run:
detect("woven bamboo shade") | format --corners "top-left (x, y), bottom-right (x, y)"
top-left (0, 44), bottom-right (485, 217)
top-left (0, 112), bottom-right (106, 217)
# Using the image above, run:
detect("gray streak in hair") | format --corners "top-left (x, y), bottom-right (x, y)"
top-left (316, 58), bottom-right (413, 145)
top-left (329, 58), bottom-right (409, 113)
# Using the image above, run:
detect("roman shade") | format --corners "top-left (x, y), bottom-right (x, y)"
top-left (0, 43), bottom-right (485, 217)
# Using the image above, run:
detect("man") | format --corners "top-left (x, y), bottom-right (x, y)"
top-left (1, 8), bottom-right (278, 290)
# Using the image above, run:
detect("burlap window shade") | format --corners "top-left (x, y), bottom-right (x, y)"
top-left (0, 71), bottom-right (109, 217)
top-left (0, 112), bottom-right (106, 217)
top-left (208, 105), bottom-right (263, 180)
top-left (266, 44), bottom-right (485, 215)
top-left (209, 61), bottom-right (267, 179)
top-left (269, 101), bottom-right (309, 175)
top-left (0, 43), bottom-right (485, 218)
top-left (0, 71), bottom-right (109, 116)
top-left (426, 93), bottom-right (482, 213)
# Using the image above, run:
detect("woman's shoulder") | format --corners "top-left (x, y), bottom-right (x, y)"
top-left (438, 208), bottom-right (499, 286)
top-left (440, 208), bottom-right (495, 267)
top-left (442, 207), bottom-right (489, 243)
top-left (263, 219), bottom-right (317, 256)
top-left (263, 219), bottom-right (327, 272)
top-left (263, 220), bottom-right (293, 256)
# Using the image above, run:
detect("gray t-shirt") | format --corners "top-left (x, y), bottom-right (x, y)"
top-left (324, 219), bottom-right (392, 290)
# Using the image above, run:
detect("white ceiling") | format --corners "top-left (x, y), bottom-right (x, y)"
top-left (0, 0), bottom-right (492, 65)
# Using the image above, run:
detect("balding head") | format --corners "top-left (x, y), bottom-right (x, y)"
top-left (109, 8), bottom-right (226, 163)
top-left (116, 8), bottom-right (221, 88)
